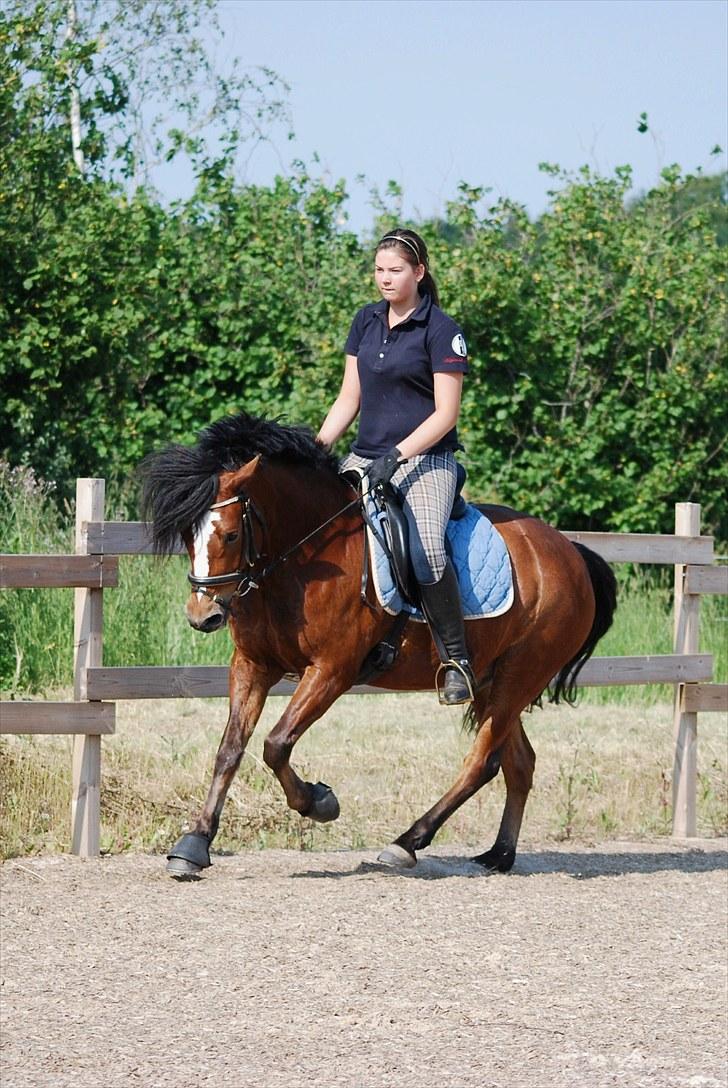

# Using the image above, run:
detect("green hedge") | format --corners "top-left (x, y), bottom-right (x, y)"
top-left (2, 5), bottom-right (726, 536)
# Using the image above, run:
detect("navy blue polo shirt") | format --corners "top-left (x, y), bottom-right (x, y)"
top-left (344, 292), bottom-right (468, 457)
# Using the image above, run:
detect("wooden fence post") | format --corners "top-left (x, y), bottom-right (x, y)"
top-left (72, 478), bottom-right (105, 855)
top-left (672, 502), bottom-right (701, 837)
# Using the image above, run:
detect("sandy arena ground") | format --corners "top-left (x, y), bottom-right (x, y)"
top-left (1, 840), bottom-right (727, 1088)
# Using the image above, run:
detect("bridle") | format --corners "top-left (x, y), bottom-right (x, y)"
top-left (187, 494), bottom-right (267, 609)
top-left (187, 488), bottom-right (362, 615)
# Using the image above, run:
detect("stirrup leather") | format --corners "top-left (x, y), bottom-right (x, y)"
top-left (434, 659), bottom-right (475, 705)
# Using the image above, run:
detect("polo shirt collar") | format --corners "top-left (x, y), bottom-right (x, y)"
top-left (372, 291), bottom-right (432, 326)
top-left (410, 291), bottom-right (432, 322)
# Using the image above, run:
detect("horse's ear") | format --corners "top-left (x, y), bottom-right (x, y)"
top-left (226, 455), bottom-right (262, 490)
top-left (216, 456), bottom-right (262, 500)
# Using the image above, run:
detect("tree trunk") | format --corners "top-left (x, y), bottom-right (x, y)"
top-left (65, 0), bottom-right (85, 175)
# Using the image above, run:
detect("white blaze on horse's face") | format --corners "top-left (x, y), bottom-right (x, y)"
top-left (184, 510), bottom-right (228, 634)
top-left (191, 510), bottom-right (222, 599)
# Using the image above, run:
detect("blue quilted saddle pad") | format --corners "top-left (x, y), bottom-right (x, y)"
top-left (365, 496), bottom-right (514, 621)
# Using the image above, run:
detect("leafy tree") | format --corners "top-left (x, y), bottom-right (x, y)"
top-left (632, 170), bottom-right (728, 248)
top-left (115, 167), bottom-right (367, 456)
top-left (1, 3), bottom-right (725, 536)
top-left (0, 0), bottom-right (293, 499)
top-left (3, 0), bottom-right (290, 184)
top-left (428, 164), bottom-right (727, 536)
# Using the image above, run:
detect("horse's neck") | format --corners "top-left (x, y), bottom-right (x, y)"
top-left (254, 463), bottom-right (350, 547)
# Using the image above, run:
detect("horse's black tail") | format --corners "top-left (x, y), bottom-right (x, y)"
top-left (549, 542), bottom-right (618, 705)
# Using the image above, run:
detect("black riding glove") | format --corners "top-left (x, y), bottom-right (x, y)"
top-left (367, 447), bottom-right (403, 489)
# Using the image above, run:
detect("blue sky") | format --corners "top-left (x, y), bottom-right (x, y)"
top-left (165, 0), bottom-right (727, 233)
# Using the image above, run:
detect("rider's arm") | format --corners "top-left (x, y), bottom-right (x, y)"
top-left (317, 355), bottom-right (361, 448)
top-left (396, 372), bottom-right (464, 460)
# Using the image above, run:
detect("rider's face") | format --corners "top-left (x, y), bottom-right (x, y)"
top-left (374, 249), bottom-right (423, 308)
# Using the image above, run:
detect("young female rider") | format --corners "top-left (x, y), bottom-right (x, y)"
top-left (317, 228), bottom-right (473, 705)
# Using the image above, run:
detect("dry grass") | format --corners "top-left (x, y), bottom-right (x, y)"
top-left (1, 692), bottom-right (726, 859)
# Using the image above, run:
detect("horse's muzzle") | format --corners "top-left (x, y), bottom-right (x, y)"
top-left (185, 596), bottom-right (226, 633)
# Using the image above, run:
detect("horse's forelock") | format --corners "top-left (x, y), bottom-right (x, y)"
top-left (139, 445), bottom-right (218, 555)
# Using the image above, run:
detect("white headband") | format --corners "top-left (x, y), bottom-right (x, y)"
top-left (380, 235), bottom-right (422, 263)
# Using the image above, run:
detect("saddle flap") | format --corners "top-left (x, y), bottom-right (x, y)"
top-left (378, 483), bottom-right (419, 606)
top-left (366, 467), bottom-right (468, 607)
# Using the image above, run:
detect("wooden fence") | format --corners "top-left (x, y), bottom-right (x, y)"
top-left (1, 478), bottom-right (726, 854)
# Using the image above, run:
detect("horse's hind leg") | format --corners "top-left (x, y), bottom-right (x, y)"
top-left (378, 691), bottom-right (517, 869)
top-left (472, 718), bottom-right (535, 872)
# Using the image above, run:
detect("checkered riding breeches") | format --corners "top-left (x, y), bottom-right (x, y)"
top-left (340, 450), bottom-right (458, 585)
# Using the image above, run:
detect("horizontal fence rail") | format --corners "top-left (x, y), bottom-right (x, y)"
top-left (684, 565), bottom-right (728, 596)
top-left (681, 684), bottom-right (728, 714)
top-left (82, 655), bottom-right (715, 701)
top-left (0, 554), bottom-right (119, 589)
top-left (1, 485), bottom-right (725, 855)
top-left (84, 521), bottom-right (175, 555)
top-left (84, 519), bottom-right (718, 566)
top-left (559, 530), bottom-right (715, 565)
top-left (0, 702), bottom-right (116, 734)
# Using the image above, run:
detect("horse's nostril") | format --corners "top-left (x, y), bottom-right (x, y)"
top-left (199, 613), bottom-right (224, 633)
top-left (186, 609), bottom-right (224, 633)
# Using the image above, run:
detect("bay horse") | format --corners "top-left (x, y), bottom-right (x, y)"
top-left (140, 411), bottom-right (617, 877)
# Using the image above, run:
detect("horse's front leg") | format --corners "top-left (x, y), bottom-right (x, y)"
top-left (262, 665), bottom-right (348, 823)
top-left (166, 654), bottom-right (276, 877)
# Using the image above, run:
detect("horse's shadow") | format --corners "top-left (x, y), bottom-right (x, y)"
top-left (290, 847), bottom-right (728, 882)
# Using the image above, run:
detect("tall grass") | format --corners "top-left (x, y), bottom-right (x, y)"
top-left (0, 465), bottom-right (74, 691)
top-left (0, 464), bottom-right (231, 692)
top-left (586, 564), bottom-right (727, 704)
top-left (1, 462), bottom-right (725, 698)
top-left (2, 696), bottom-right (726, 858)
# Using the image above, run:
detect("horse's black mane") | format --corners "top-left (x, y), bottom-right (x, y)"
top-left (139, 411), bottom-right (341, 554)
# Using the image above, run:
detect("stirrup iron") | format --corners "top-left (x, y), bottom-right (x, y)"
top-left (435, 659), bottom-right (475, 705)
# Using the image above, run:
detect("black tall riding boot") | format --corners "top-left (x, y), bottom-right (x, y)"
top-left (419, 560), bottom-right (475, 705)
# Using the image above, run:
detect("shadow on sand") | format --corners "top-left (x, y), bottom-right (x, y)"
top-left (290, 846), bottom-right (728, 882)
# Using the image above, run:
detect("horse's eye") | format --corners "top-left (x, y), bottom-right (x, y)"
top-left (225, 531), bottom-right (240, 544)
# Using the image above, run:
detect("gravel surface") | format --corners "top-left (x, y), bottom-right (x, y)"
top-left (2, 840), bottom-right (727, 1088)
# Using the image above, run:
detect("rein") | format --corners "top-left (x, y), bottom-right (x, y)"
top-left (188, 487), bottom-right (363, 613)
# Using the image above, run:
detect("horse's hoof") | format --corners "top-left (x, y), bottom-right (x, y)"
top-left (305, 781), bottom-right (340, 823)
top-left (166, 831), bottom-right (211, 875)
top-left (472, 846), bottom-right (516, 873)
top-left (166, 856), bottom-right (203, 880)
top-left (377, 843), bottom-right (417, 869)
